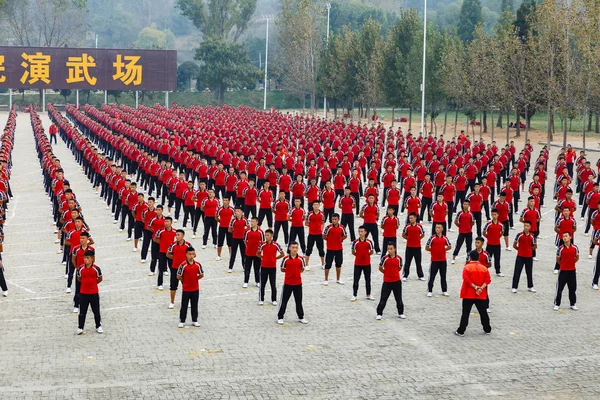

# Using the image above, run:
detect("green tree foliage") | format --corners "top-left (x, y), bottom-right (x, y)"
top-left (59, 89), bottom-right (72, 103)
top-left (381, 9), bottom-right (421, 115)
top-left (355, 18), bottom-right (384, 117)
top-left (177, 0), bottom-right (259, 104)
top-left (194, 38), bottom-right (260, 104)
top-left (458, 0), bottom-right (483, 43)
top-left (176, 0), bottom-right (256, 42)
top-left (133, 24), bottom-right (175, 49)
top-left (514, 0), bottom-right (537, 41)
top-left (177, 61), bottom-right (201, 91)
top-left (328, 0), bottom-right (397, 33)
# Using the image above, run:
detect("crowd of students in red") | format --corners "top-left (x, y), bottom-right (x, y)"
top-left (12, 99), bottom-right (599, 335)
top-left (0, 105), bottom-right (15, 297)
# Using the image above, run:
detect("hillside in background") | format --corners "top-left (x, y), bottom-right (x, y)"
top-left (79, 0), bottom-right (525, 63)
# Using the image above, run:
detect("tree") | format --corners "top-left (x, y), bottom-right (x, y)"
top-left (530, 0), bottom-right (580, 146)
top-left (177, 0), bottom-right (258, 104)
top-left (328, 0), bottom-right (397, 34)
top-left (1, 0), bottom-right (87, 46)
top-left (458, 0), bottom-right (483, 43)
top-left (276, 0), bottom-right (324, 111)
top-left (501, 0), bottom-right (514, 13)
top-left (514, 0), bottom-right (537, 42)
top-left (381, 9), bottom-right (421, 126)
top-left (177, 61), bottom-right (201, 92)
top-left (195, 38), bottom-right (260, 104)
top-left (108, 90), bottom-right (123, 104)
top-left (355, 18), bottom-right (384, 119)
top-left (59, 89), bottom-right (72, 103)
top-left (176, 0), bottom-right (256, 42)
top-left (133, 23), bottom-right (175, 49)
top-left (440, 32), bottom-right (468, 136)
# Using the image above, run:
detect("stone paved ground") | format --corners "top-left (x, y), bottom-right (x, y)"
top-left (1, 110), bottom-right (599, 399)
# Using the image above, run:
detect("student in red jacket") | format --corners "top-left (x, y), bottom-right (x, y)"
top-left (375, 243), bottom-right (405, 320)
top-left (177, 246), bottom-right (204, 328)
top-left (277, 242), bottom-right (307, 325)
top-left (257, 229), bottom-right (285, 305)
top-left (323, 213), bottom-right (348, 286)
top-left (76, 249), bottom-right (103, 335)
top-left (455, 250), bottom-right (491, 336)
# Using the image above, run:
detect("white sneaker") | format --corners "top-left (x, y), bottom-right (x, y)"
top-left (178, 322), bottom-right (184, 328)
top-left (418, 277), bottom-right (426, 281)
top-left (528, 287), bottom-right (537, 293)
top-left (336, 279), bottom-right (344, 285)
top-left (54, 239), bottom-right (60, 244)
top-left (127, 237), bottom-right (132, 242)
top-left (193, 322), bottom-right (200, 327)
top-left (147, 272), bottom-right (155, 276)
top-left (451, 260), bottom-right (455, 265)
top-left (57, 250), bottom-right (63, 254)
top-left (350, 296), bottom-right (357, 302)
top-left (299, 319), bottom-right (308, 324)
top-left (399, 314), bottom-right (406, 319)
top-left (448, 228), bottom-right (454, 232)
top-left (533, 257), bottom-right (538, 261)
top-left (367, 295), bottom-right (375, 300)
top-left (272, 301), bottom-right (278, 306)
top-left (96, 326), bottom-right (103, 334)
top-left (581, 217), bottom-right (585, 221)
top-left (256, 282), bottom-right (260, 288)
top-left (192, 234), bottom-right (196, 239)
top-left (164, 270), bottom-right (169, 276)
top-left (62, 261), bottom-right (66, 265)
top-left (427, 292), bottom-right (432, 297)
top-left (510, 227), bottom-right (516, 230)
top-left (119, 229), bottom-right (123, 232)
top-left (113, 220), bottom-right (118, 224)
top-left (594, 284), bottom-right (599, 290)
top-left (64, 274), bottom-right (68, 279)
top-left (258, 301), bottom-right (264, 305)
top-left (570, 305), bottom-right (578, 310)
top-left (168, 303), bottom-right (174, 309)
top-left (376, 315), bottom-right (382, 320)
top-left (505, 247), bottom-right (512, 251)
top-left (323, 280), bottom-right (329, 286)
top-left (141, 259), bottom-right (146, 263)
top-left (77, 329), bottom-right (84, 335)
top-left (2, 291), bottom-right (7, 297)
top-left (553, 270), bottom-right (559, 274)
top-left (511, 288), bottom-right (517, 293)
top-left (72, 307), bottom-right (79, 313)
top-left (585, 233), bottom-right (590, 237)
top-left (496, 272), bottom-right (505, 277)
top-left (375, 251), bottom-right (381, 255)
top-left (66, 287), bottom-right (72, 293)
top-left (553, 305), bottom-right (560, 311)
top-left (487, 308), bottom-right (491, 313)
top-left (588, 254), bottom-right (593, 259)
top-left (442, 292), bottom-right (449, 297)
top-left (132, 247), bottom-right (137, 252)
top-left (157, 285), bottom-right (164, 290)
top-left (227, 268), bottom-right (233, 273)
top-left (215, 256), bottom-right (221, 261)
top-left (320, 265), bottom-right (325, 270)
top-left (242, 283), bottom-right (248, 288)
top-left (213, 244), bottom-right (217, 249)
top-left (174, 219), bottom-right (178, 223)
top-left (401, 277), bottom-right (407, 281)
top-left (277, 319), bottom-right (284, 325)
top-left (202, 245), bottom-right (206, 249)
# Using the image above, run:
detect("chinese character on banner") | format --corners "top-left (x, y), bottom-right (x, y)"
top-left (20, 52), bottom-right (51, 85)
top-left (0, 56), bottom-right (5, 83)
top-left (66, 53), bottom-right (97, 85)
top-left (113, 54), bottom-right (142, 86)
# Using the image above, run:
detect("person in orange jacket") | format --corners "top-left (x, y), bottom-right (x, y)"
top-left (455, 250), bottom-right (492, 336)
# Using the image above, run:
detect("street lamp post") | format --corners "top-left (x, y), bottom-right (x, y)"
top-left (420, 0), bottom-right (427, 136)
top-left (324, 3), bottom-right (331, 119)
top-left (263, 15), bottom-right (274, 110)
